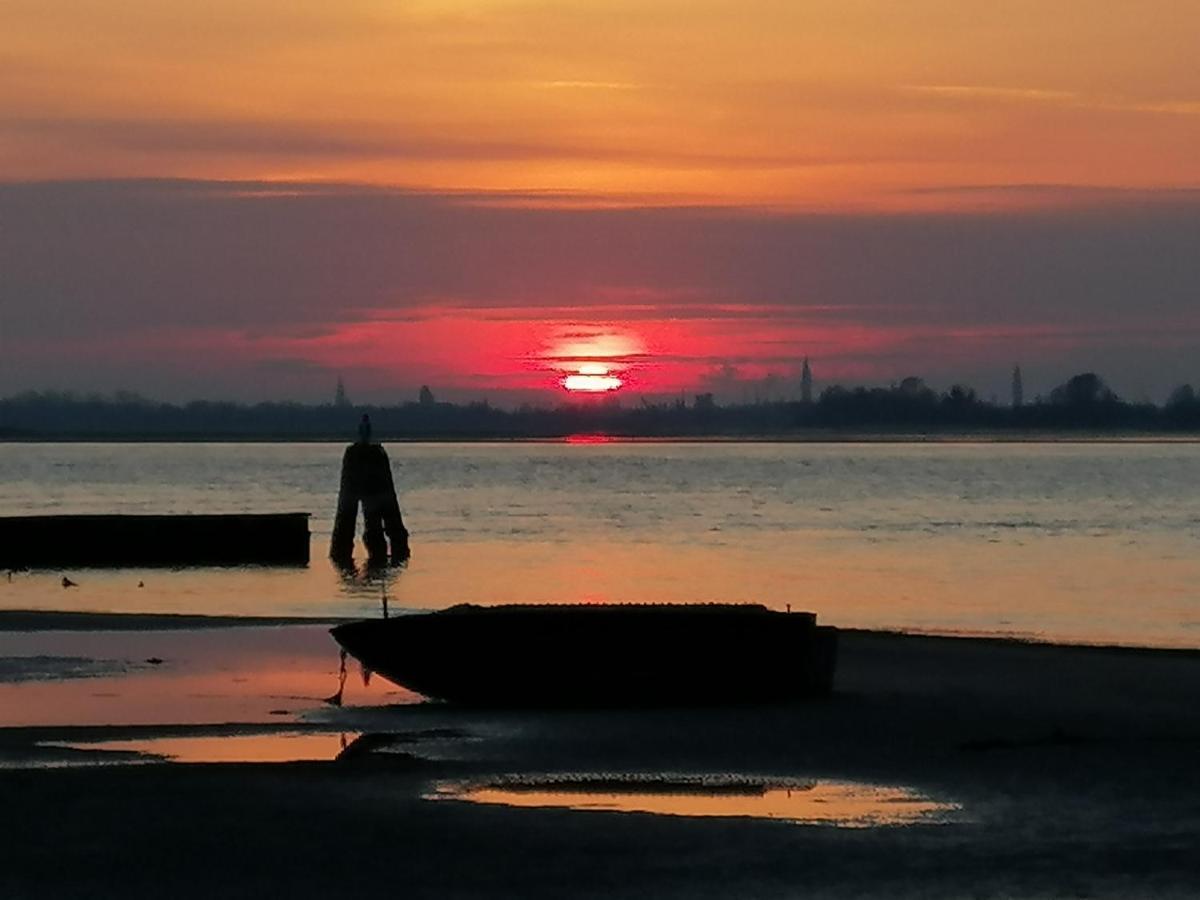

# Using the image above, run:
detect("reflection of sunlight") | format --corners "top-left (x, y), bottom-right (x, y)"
top-left (431, 776), bottom-right (961, 827)
top-left (49, 731), bottom-right (355, 764)
top-left (336, 565), bottom-right (401, 588)
top-left (0, 626), bottom-right (417, 727)
top-left (563, 435), bottom-right (616, 445)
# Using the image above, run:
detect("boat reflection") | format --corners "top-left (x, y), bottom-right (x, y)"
top-left (430, 774), bottom-right (962, 827)
top-left (40, 728), bottom-right (473, 766)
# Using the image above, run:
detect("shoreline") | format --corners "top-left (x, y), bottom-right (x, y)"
top-left (3, 607), bottom-right (1197, 654)
top-left (3, 431), bottom-right (1200, 444)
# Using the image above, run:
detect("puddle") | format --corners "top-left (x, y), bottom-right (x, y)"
top-left (40, 728), bottom-right (470, 765)
top-left (429, 774), bottom-right (961, 827)
top-left (44, 730), bottom-right (357, 764)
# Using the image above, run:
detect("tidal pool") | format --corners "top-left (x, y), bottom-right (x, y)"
top-left (40, 728), bottom-right (476, 765)
top-left (428, 774), bottom-right (962, 828)
top-left (43, 730), bottom-right (358, 764)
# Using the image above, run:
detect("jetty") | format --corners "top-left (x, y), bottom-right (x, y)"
top-left (0, 513), bottom-right (311, 568)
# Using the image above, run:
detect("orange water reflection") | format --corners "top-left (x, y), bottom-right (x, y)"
top-left (432, 776), bottom-right (961, 828)
top-left (5, 530), bottom-right (1200, 648)
top-left (0, 626), bottom-right (415, 727)
top-left (393, 537), bottom-right (1200, 649)
top-left (7, 441), bottom-right (1200, 650)
top-left (52, 731), bottom-right (354, 764)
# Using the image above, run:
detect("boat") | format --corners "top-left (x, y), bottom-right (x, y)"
top-left (331, 603), bottom-right (837, 706)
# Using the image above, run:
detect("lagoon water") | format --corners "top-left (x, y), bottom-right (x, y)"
top-left (1, 440), bottom-right (1198, 648)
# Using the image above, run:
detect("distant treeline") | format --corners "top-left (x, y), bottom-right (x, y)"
top-left (3, 374), bottom-right (1200, 439)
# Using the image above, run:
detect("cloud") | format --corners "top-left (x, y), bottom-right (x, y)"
top-left (0, 115), bottom-right (883, 175)
top-left (1, 117), bottom-right (558, 161)
top-left (900, 84), bottom-right (1077, 103)
top-left (900, 84), bottom-right (1200, 118)
top-left (2, 178), bottom-right (1199, 401)
top-left (536, 81), bottom-right (642, 91)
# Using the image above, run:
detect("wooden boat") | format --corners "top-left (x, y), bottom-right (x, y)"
top-left (331, 603), bottom-right (837, 706)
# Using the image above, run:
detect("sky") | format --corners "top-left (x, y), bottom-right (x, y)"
top-left (2, 1), bottom-right (1199, 403)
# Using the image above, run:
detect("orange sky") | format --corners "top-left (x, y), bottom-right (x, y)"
top-left (4, 1), bottom-right (1199, 208)
top-left (3, 2), bottom-right (1200, 402)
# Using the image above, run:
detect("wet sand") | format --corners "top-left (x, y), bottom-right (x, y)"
top-left (1, 626), bottom-right (1198, 898)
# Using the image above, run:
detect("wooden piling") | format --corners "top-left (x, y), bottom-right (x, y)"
top-left (329, 424), bottom-right (409, 567)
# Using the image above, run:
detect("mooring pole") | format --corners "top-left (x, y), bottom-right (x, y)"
top-left (329, 447), bottom-right (361, 567)
top-left (329, 414), bottom-right (410, 568)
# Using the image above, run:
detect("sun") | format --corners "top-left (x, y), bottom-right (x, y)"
top-left (562, 362), bottom-right (623, 393)
top-left (541, 325), bottom-right (639, 394)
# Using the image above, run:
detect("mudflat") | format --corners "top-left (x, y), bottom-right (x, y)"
top-left (2, 629), bottom-right (1198, 899)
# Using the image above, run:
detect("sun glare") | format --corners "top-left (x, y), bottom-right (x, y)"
top-left (562, 363), bottom-right (623, 393)
top-left (545, 328), bottom-right (639, 394)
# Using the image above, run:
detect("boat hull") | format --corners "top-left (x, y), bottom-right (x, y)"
top-left (331, 604), bottom-right (837, 706)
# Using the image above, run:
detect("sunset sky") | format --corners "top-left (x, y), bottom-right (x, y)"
top-left (2, 1), bottom-right (1199, 402)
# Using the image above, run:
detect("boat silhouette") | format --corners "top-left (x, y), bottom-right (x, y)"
top-left (332, 603), bottom-right (837, 706)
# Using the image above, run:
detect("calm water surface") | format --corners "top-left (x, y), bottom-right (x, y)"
top-left (1, 441), bottom-right (1198, 648)
top-left (430, 775), bottom-right (962, 828)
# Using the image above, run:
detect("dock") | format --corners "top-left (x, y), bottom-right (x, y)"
top-left (0, 513), bottom-right (311, 568)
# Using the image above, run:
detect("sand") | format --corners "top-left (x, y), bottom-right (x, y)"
top-left (1, 626), bottom-right (1198, 898)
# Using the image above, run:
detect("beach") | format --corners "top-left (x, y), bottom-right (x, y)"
top-left (2, 617), bottom-right (1198, 899)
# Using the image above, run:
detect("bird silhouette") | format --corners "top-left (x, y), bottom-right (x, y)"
top-left (61, 576), bottom-right (78, 588)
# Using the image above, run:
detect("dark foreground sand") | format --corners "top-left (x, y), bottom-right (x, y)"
top-left (2, 629), bottom-right (1198, 899)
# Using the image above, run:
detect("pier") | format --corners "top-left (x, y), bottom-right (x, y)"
top-left (0, 513), bottom-right (311, 568)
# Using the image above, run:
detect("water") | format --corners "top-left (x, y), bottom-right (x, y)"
top-left (46, 732), bottom-right (358, 764)
top-left (430, 774), bottom-right (962, 828)
top-left (1, 441), bottom-right (1198, 647)
top-left (43, 729), bottom-right (473, 765)
top-left (0, 625), bottom-right (411, 727)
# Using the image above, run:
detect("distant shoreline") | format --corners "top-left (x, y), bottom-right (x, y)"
top-left (3, 431), bottom-right (1200, 444)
